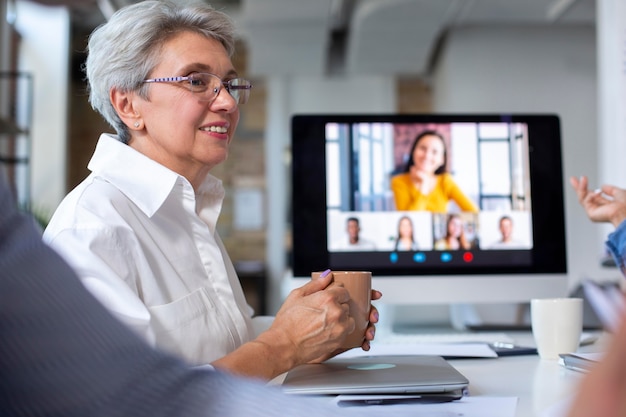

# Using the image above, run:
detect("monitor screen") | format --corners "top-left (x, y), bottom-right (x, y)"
top-left (290, 114), bottom-right (568, 305)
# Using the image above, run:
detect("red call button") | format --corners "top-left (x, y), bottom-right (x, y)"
top-left (462, 252), bottom-right (474, 262)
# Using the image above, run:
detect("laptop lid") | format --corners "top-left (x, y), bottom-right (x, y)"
top-left (282, 355), bottom-right (469, 396)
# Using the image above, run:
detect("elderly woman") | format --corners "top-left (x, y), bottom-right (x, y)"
top-left (43, 1), bottom-right (380, 380)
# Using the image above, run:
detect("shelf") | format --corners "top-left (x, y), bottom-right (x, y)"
top-left (0, 156), bottom-right (29, 164)
top-left (0, 117), bottom-right (24, 134)
top-left (0, 71), bottom-right (33, 206)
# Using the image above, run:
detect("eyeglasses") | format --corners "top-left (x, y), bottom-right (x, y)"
top-left (143, 73), bottom-right (252, 105)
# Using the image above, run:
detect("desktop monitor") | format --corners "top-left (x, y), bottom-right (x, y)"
top-left (290, 114), bottom-right (568, 309)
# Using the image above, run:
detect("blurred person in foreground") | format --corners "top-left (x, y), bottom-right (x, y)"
top-left (42, 0), bottom-right (380, 380)
top-left (565, 304), bottom-right (626, 417)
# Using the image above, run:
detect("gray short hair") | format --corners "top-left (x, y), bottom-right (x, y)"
top-left (85, 0), bottom-right (236, 143)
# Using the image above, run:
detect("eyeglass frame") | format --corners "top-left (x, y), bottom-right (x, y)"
top-left (142, 72), bottom-right (252, 105)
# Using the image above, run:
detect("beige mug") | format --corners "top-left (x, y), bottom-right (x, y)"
top-left (311, 270), bottom-right (372, 349)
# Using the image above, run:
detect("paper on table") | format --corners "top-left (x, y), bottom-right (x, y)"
top-left (559, 351), bottom-right (605, 372)
top-left (570, 352), bottom-right (605, 361)
top-left (335, 342), bottom-right (498, 359)
top-left (331, 395), bottom-right (517, 417)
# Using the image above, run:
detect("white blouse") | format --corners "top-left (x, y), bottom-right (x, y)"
top-left (43, 134), bottom-right (254, 365)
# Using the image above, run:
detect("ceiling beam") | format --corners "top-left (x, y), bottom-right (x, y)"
top-left (547, 0), bottom-right (579, 22)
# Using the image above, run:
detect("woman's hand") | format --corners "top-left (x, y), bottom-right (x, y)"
top-left (305, 287), bottom-right (384, 362)
top-left (223, 279), bottom-right (381, 379)
top-left (409, 166), bottom-right (436, 195)
top-left (570, 175), bottom-right (626, 228)
top-left (266, 272), bottom-right (355, 367)
top-left (360, 289), bottom-right (383, 351)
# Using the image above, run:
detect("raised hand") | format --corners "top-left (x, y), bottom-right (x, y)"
top-left (570, 175), bottom-right (626, 228)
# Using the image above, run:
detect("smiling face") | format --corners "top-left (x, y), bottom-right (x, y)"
top-left (411, 134), bottom-right (445, 175)
top-left (121, 31), bottom-right (240, 188)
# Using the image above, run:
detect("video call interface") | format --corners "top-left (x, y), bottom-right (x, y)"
top-left (325, 121), bottom-right (534, 270)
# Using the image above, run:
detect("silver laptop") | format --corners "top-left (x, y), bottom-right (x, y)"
top-left (282, 355), bottom-right (469, 397)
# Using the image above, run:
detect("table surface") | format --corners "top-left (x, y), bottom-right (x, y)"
top-left (441, 331), bottom-right (606, 417)
top-left (450, 353), bottom-right (578, 416)
top-left (273, 331), bottom-right (609, 417)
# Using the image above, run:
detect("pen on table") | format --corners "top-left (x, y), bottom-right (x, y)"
top-left (491, 342), bottom-right (516, 349)
top-left (492, 335), bottom-right (598, 351)
top-left (489, 342), bottom-right (538, 356)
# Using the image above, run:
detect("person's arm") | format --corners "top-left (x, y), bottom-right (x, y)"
top-left (443, 174), bottom-right (478, 212)
top-left (213, 276), bottom-right (382, 380)
top-left (212, 273), bottom-right (352, 378)
top-left (606, 221), bottom-right (626, 277)
top-left (213, 274), bottom-right (382, 380)
top-left (43, 200), bottom-right (373, 380)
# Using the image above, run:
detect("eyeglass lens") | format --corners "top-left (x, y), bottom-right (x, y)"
top-left (189, 73), bottom-right (251, 104)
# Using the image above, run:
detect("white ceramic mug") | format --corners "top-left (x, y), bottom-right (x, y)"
top-left (531, 298), bottom-right (583, 360)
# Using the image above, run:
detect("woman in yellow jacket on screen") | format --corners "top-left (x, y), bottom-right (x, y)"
top-left (391, 130), bottom-right (478, 213)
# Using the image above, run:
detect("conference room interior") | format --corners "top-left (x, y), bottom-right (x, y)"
top-left (1, 0), bottom-right (623, 328)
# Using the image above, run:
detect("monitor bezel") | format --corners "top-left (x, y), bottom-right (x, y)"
top-left (291, 113), bottom-right (567, 285)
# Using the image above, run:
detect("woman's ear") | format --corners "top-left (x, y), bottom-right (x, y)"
top-left (110, 87), bottom-right (143, 130)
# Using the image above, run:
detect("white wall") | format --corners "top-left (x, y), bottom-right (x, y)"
top-left (597, 0), bottom-right (626, 245)
top-left (432, 25), bottom-right (620, 292)
top-left (15, 1), bottom-right (69, 212)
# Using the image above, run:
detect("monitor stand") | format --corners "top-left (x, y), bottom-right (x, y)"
top-left (373, 302), bottom-right (529, 336)
top-left (449, 303), bottom-right (485, 330)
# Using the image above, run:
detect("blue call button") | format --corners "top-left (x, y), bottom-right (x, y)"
top-left (389, 252), bottom-right (399, 263)
top-left (440, 252), bottom-right (452, 262)
top-left (413, 253), bottom-right (426, 263)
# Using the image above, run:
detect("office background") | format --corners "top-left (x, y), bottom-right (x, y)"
top-left (2, 0), bottom-right (624, 319)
